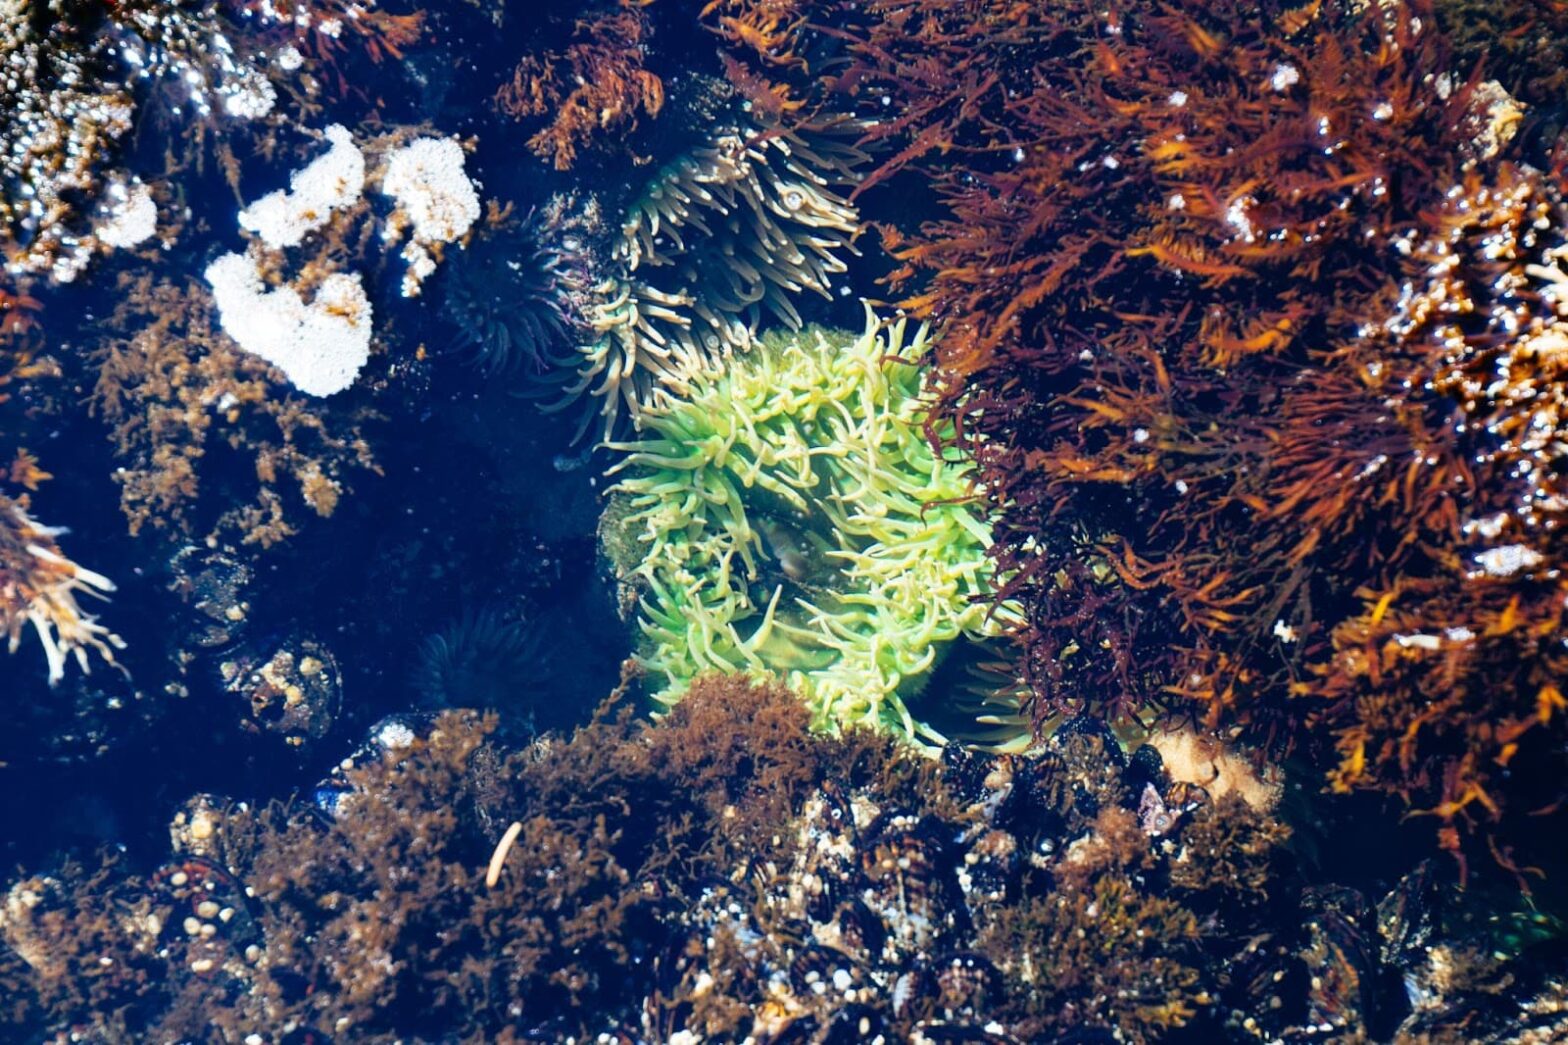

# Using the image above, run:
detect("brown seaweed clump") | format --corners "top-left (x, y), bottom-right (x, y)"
top-left (495, 2), bottom-right (665, 171)
top-left (1306, 161), bottom-right (1568, 868)
top-left (709, 0), bottom-right (1568, 861)
top-left (226, 0), bottom-right (424, 67)
top-left (5, 673), bottom-right (1557, 1042)
top-left (92, 274), bottom-right (378, 548)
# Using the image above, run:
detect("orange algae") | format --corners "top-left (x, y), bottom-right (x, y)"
top-left (496, 3), bottom-right (665, 171)
top-left (706, 0), bottom-right (1568, 863)
top-left (92, 275), bottom-right (378, 548)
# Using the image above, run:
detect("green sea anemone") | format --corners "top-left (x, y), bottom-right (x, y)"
top-left (602, 308), bottom-right (1022, 745)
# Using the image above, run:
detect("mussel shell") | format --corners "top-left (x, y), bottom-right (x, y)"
top-left (1376, 859), bottom-right (1442, 967)
top-left (167, 544), bottom-right (253, 652)
top-left (813, 896), bottom-right (887, 965)
top-left (1299, 885), bottom-right (1385, 1035)
top-left (859, 817), bottom-right (961, 954)
top-left (818, 1002), bottom-right (886, 1044)
top-left (940, 743), bottom-right (1000, 808)
top-left (957, 827), bottom-right (1019, 909)
top-left (215, 633), bottom-right (342, 747)
top-left (146, 855), bottom-right (262, 969)
top-left (789, 943), bottom-right (873, 1001)
top-left (931, 951), bottom-right (1001, 1016)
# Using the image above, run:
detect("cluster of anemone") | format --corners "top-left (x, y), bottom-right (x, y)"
top-left (0, 491), bottom-right (123, 685)
top-left (602, 308), bottom-right (1021, 746)
top-left (555, 119), bottom-right (864, 442)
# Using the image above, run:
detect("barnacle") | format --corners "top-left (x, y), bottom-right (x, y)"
top-left (0, 2), bottom-right (135, 282)
top-left (0, 0), bottom-right (307, 283)
top-left (602, 309), bottom-right (1020, 745)
top-left (554, 118), bottom-right (864, 442)
top-left (0, 492), bottom-right (123, 686)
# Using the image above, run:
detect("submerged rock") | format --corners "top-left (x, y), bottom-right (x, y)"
top-left (1, 673), bottom-right (1556, 1042)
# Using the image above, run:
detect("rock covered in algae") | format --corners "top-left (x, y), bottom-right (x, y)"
top-left (2, 673), bottom-right (1555, 1042)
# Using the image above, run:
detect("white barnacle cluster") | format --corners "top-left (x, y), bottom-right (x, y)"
top-left (379, 136), bottom-right (481, 297)
top-left (0, 3), bottom-right (136, 281)
top-left (1458, 80), bottom-right (1524, 167)
top-left (204, 251), bottom-right (371, 397)
top-left (0, 495), bottom-right (125, 686)
top-left (238, 123), bottom-right (365, 248)
top-left (207, 124), bottom-right (372, 396)
top-left (92, 177), bottom-right (159, 250)
top-left (105, 3), bottom-right (281, 122)
top-left (1470, 543), bottom-right (1544, 579)
top-left (238, 0), bottom-right (355, 40)
top-left (1268, 63), bottom-right (1301, 92)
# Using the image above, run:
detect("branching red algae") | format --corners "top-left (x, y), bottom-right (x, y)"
top-left (715, 0), bottom-right (1568, 863)
top-left (495, 3), bottom-right (665, 171)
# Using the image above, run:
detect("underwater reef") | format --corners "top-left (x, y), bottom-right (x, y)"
top-left (1, 0), bottom-right (1567, 1039)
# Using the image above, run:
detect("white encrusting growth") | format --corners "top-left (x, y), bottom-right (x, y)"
top-left (1472, 544), bottom-right (1543, 578)
top-left (383, 137), bottom-right (481, 245)
top-left (1269, 63), bottom-right (1301, 92)
top-left (205, 127), bottom-right (487, 391)
top-left (238, 124), bottom-right (365, 249)
top-left (380, 137), bottom-right (481, 297)
top-left (204, 251), bottom-right (372, 397)
top-left (94, 179), bottom-right (158, 249)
